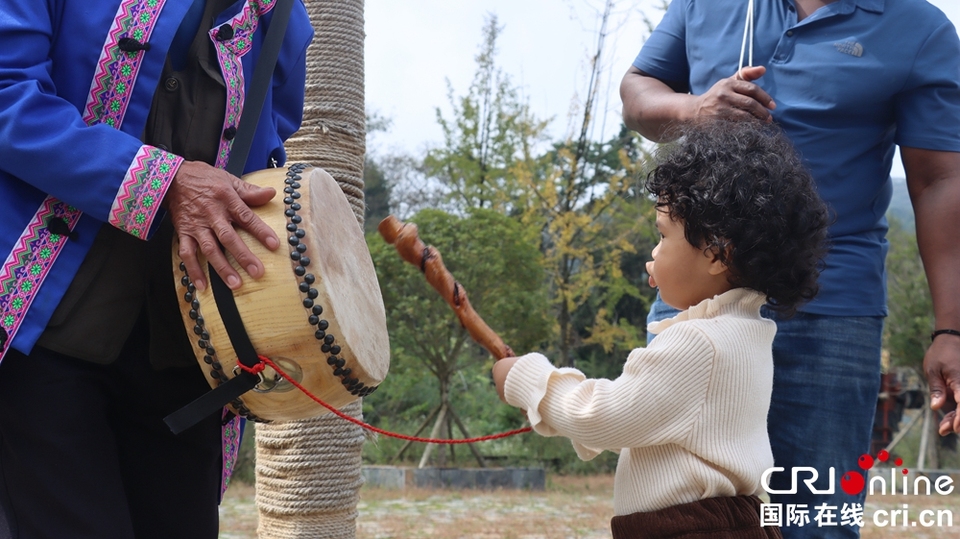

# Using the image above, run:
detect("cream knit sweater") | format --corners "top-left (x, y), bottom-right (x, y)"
top-left (504, 288), bottom-right (776, 515)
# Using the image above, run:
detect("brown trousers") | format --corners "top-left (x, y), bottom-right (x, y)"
top-left (611, 495), bottom-right (783, 539)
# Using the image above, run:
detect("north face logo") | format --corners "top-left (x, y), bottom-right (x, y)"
top-left (834, 41), bottom-right (864, 57)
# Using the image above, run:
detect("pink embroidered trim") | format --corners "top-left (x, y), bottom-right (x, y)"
top-left (82, 0), bottom-right (167, 128)
top-left (212, 0), bottom-right (278, 169)
top-left (109, 146), bottom-right (182, 238)
top-left (208, 0), bottom-right (277, 491)
top-left (221, 412), bottom-right (243, 497)
top-left (0, 199), bottom-right (82, 357)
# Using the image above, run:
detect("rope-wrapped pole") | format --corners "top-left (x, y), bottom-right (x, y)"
top-left (378, 216), bottom-right (514, 360)
top-left (254, 1), bottom-right (368, 538)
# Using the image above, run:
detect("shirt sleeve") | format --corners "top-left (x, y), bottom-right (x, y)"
top-left (503, 324), bottom-right (715, 460)
top-left (272, 2), bottom-right (312, 145)
top-left (630, 0), bottom-right (690, 84)
top-left (0, 1), bottom-right (178, 240)
top-left (894, 18), bottom-right (960, 152)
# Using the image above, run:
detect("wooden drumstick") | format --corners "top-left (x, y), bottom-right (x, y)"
top-left (378, 215), bottom-right (515, 361)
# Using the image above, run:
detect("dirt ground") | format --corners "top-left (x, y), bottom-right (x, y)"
top-left (219, 473), bottom-right (960, 538)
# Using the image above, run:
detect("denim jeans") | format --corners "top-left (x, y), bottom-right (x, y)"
top-left (647, 294), bottom-right (883, 539)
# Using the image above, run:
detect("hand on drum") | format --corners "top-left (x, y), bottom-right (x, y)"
top-left (164, 160), bottom-right (281, 291)
top-left (693, 65), bottom-right (776, 123)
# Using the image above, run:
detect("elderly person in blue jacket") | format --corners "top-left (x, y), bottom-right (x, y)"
top-left (0, 1), bottom-right (312, 537)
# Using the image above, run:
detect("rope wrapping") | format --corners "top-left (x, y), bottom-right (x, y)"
top-left (254, 1), bottom-right (368, 538)
top-left (255, 401), bottom-right (365, 539)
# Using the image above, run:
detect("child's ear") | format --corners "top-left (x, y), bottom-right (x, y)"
top-left (707, 245), bottom-right (732, 276)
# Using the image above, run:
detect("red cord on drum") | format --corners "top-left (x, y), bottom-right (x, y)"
top-left (238, 357), bottom-right (532, 444)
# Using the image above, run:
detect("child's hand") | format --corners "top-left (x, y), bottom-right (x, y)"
top-left (492, 356), bottom-right (520, 403)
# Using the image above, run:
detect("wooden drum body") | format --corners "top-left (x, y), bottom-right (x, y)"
top-left (172, 165), bottom-right (389, 422)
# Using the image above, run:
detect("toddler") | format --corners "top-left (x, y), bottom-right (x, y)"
top-left (493, 118), bottom-right (830, 539)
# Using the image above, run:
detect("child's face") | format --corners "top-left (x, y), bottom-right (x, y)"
top-left (646, 208), bottom-right (732, 311)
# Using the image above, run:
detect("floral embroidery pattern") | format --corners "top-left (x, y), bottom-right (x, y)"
top-left (2, 1), bottom-right (172, 359)
top-left (108, 146), bottom-right (182, 238)
top-left (82, 0), bottom-right (167, 128)
top-left (0, 199), bottom-right (82, 356)
top-left (212, 0), bottom-right (278, 169)
top-left (221, 412), bottom-right (243, 497)
top-left (209, 0), bottom-right (278, 490)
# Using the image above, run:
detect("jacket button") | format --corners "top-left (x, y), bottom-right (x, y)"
top-left (223, 126), bottom-right (237, 140)
top-left (164, 77), bottom-right (179, 92)
top-left (216, 24), bottom-right (234, 41)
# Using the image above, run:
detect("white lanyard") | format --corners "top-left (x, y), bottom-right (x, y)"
top-left (738, 0), bottom-right (756, 78)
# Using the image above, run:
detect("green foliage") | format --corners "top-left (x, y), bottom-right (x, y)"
top-left (364, 110), bottom-right (394, 233)
top-left (363, 157), bottom-right (392, 234)
top-left (230, 422), bottom-right (257, 485)
top-left (363, 208), bottom-right (551, 465)
top-left (884, 217), bottom-right (932, 369)
top-left (515, 125), bottom-right (657, 368)
top-left (423, 15), bottom-right (550, 213)
top-left (359, 16), bottom-right (663, 470)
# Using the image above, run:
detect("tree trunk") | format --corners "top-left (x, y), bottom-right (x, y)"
top-left (255, 1), bottom-right (367, 538)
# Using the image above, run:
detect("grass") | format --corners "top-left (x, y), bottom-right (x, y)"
top-left (219, 472), bottom-right (960, 538)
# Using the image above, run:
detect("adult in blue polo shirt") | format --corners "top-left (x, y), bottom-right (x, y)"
top-left (621, 0), bottom-right (960, 537)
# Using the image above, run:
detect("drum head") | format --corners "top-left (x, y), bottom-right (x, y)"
top-left (172, 165), bottom-right (389, 422)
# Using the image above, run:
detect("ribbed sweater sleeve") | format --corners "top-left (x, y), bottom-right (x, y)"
top-left (503, 324), bottom-right (715, 460)
top-left (506, 289), bottom-right (776, 514)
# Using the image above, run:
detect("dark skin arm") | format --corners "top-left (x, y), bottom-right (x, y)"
top-left (163, 160), bottom-right (280, 292)
top-left (902, 147), bottom-right (960, 435)
top-left (619, 65), bottom-right (776, 142)
top-left (621, 62), bottom-right (960, 434)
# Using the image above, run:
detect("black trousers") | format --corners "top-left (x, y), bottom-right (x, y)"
top-left (0, 315), bottom-right (221, 539)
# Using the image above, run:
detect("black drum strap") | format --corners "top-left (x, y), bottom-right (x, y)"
top-left (163, 0), bottom-right (294, 434)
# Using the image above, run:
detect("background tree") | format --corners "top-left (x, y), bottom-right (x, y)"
top-left (885, 216), bottom-right (933, 370)
top-left (511, 0), bottom-right (657, 368)
top-left (360, 4), bottom-right (660, 471)
top-left (363, 112), bottom-right (393, 232)
top-left (364, 208), bottom-right (551, 466)
top-left (422, 15), bottom-right (550, 213)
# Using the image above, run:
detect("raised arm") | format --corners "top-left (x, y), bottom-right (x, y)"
top-left (619, 65), bottom-right (775, 142)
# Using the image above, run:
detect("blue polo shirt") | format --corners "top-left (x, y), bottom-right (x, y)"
top-left (633, 0), bottom-right (960, 316)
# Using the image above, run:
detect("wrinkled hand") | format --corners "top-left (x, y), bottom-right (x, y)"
top-left (925, 334), bottom-right (960, 435)
top-left (694, 65), bottom-right (776, 122)
top-left (163, 161), bottom-right (280, 291)
top-left (492, 356), bottom-right (520, 403)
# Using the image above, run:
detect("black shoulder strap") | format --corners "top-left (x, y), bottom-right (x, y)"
top-left (165, 0), bottom-right (296, 434)
top-left (226, 0), bottom-right (296, 177)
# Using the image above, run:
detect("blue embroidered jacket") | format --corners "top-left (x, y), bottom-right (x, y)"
top-left (0, 0), bottom-right (313, 360)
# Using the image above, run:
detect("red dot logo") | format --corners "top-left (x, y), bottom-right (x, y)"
top-left (840, 471), bottom-right (865, 495)
top-left (877, 450), bottom-right (889, 462)
top-left (858, 454), bottom-right (874, 470)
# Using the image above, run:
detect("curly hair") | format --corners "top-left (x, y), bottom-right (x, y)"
top-left (644, 118), bottom-right (831, 316)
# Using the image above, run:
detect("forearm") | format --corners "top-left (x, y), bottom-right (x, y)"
top-left (903, 148), bottom-right (960, 329)
top-left (505, 345), bottom-right (710, 450)
top-left (912, 178), bottom-right (960, 330)
top-left (619, 67), bottom-right (695, 142)
top-left (903, 148), bottom-right (960, 433)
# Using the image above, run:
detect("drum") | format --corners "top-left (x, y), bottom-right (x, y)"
top-left (172, 165), bottom-right (389, 422)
